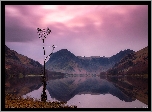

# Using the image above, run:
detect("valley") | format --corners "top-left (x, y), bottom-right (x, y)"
top-left (4, 45), bottom-right (149, 107)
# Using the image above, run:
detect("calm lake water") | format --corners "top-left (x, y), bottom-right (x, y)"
top-left (23, 75), bottom-right (148, 108)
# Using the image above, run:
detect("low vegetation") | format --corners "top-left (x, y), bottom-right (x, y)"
top-left (5, 94), bottom-right (77, 108)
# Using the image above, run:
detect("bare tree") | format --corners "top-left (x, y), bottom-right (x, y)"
top-left (37, 27), bottom-right (55, 102)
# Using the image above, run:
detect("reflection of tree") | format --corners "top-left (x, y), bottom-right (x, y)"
top-left (37, 28), bottom-right (55, 102)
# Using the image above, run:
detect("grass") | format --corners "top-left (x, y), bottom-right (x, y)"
top-left (5, 93), bottom-right (77, 108)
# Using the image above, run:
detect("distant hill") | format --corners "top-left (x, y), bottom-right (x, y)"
top-left (106, 46), bottom-right (148, 75)
top-left (46, 49), bottom-right (134, 74)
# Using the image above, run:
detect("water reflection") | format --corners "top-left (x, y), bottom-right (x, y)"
top-left (105, 75), bottom-right (148, 105)
top-left (23, 74), bottom-right (148, 108)
top-left (46, 74), bottom-right (134, 102)
top-left (67, 94), bottom-right (147, 108)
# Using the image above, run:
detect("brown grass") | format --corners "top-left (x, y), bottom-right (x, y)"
top-left (5, 94), bottom-right (77, 108)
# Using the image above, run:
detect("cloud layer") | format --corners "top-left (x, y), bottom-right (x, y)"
top-left (5, 5), bottom-right (148, 64)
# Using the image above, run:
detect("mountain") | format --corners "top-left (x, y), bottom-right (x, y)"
top-left (5, 45), bottom-right (66, 96)
top-left (106, 46), bottom-right (148, 75)
top-left (5, 45), bottom-right (43, 78)
top-left (5, 45), bottom-right (44, 96)
top-left (46, 49), bottom-right (134, 74)
top-left (104, 46), bottom-right (148, 105)
top-left (46, 49), bottom-right (83, 74)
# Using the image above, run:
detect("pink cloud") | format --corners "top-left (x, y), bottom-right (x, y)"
top-left (5, 5), bottom-right (148, 64)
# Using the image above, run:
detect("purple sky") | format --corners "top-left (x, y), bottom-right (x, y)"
top-left (5, 5), bottom-right (148, 65)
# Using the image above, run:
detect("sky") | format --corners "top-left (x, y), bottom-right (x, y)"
top-left (5, 5), bottom-right (148, 65)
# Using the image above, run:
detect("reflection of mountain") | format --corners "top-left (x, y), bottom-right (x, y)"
top-left (46, 76), bottom-right (134, 102)
top-left (106, 75), bottom-right (148, 105)
top-left (46, 49), bottom-right (134, 74)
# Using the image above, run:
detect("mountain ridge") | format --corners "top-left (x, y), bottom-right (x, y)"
top-left (5, 45), bottom-right (43, 76)
top-left (46, 48), bottom-right (135, 74)
top-left (106, 46), bottom-right (148, 75)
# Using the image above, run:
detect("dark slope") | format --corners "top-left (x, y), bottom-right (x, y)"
top-left (106, 46), bottom-right (148, 75)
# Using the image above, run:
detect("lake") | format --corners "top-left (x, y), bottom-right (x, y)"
top-left (23, 74), bottom-right (148, 108)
